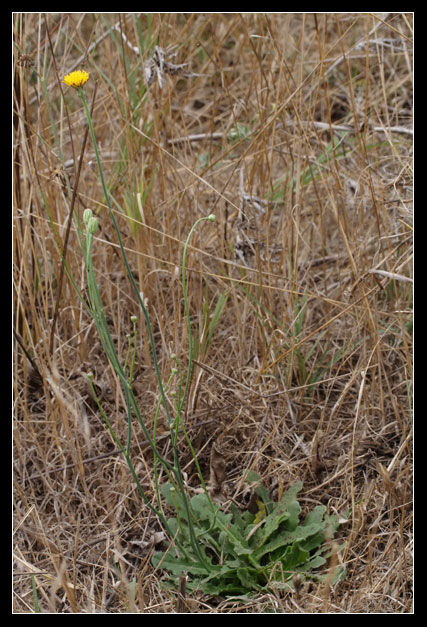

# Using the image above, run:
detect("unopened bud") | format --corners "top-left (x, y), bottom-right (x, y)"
top-left (83, 208), bottom-right (93, 225)
top-left (87, 216), bottom-right (99, 234)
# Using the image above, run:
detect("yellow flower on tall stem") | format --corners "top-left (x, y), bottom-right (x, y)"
top-left (63, 70), bottom-right (89, 88)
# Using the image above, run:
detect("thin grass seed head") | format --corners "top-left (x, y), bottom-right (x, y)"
top-left (63, 69), bottom-right (90, 88)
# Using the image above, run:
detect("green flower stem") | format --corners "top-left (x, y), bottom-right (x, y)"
top-left (84, 225), bottom-right (172, 471)
top-left (80, 92), bottom-right (188, 490)
top-left (181, 214), bottom-right (216, 413)
top-left (152, 370), bottom-right (176, 515)
top-left (123, 334), bottom-right (132, 379)
top-left (87, 372), bottom-right (172, 531)
top-left (128, 316), bottom-right (138, 385)
top-left (174, 215), bottom-right (217, 501)
top-left (79, 88), bottom-right (174, 432)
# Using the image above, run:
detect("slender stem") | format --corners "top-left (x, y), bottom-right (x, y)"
top-left (181, 215), bottom-right (216, 415)
top-left (85, 230), bottom-right (173, 473)
top-left (85, 215), bottom-right (206, 565)
top-left (178, 215), bottom-right (216, 498)
top-left (79, 85), bottom-right (216, 570)
top-left (79, 88), bottom-right (174, 431)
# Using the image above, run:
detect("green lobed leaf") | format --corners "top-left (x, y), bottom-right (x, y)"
top-left (152, 551), bottom-right (211, 577)
top-left (253, 518), bottom-right (326, 561)
top-left (251, 481), bottom-right (303, 550)
top-left (231, 502), bottom-right (255, 533)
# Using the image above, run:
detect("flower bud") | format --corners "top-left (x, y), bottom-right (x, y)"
top-left (87, 216), bottom-right (99, 235)
top-left (83, 208), bottom-right (93, 225)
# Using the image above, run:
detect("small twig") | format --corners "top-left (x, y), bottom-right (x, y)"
top-left (176, 575), bottom-right (189, 613)
top-left (167, 132), bottom-right (225, 145)
top-left (351, 268), bottom-right (413, 296)
top-left (368, 269), bottom-right (413, 284)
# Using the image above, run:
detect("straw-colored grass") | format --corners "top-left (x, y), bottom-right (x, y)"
top-left (13, 13), bottom-right (413, 613)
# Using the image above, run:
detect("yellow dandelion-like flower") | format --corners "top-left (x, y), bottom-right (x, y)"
top-left (63, 70), bottom-right (90, 88)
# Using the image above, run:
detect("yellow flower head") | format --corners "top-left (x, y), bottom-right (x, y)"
top-left (63, 70), bottom-right (89, 88)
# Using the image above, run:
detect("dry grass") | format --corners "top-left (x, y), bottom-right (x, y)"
top-left (13, 13), bottom-right (413, 613)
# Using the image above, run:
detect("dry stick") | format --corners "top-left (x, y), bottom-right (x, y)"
top-left (350, 368), bottom-right (369, 530)
top-left (27, 418), bottom-right (216, 482)
top-left (49, 83), bottom-right (97, 356)
top-left (176, 575), bottom-right (188, 613)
